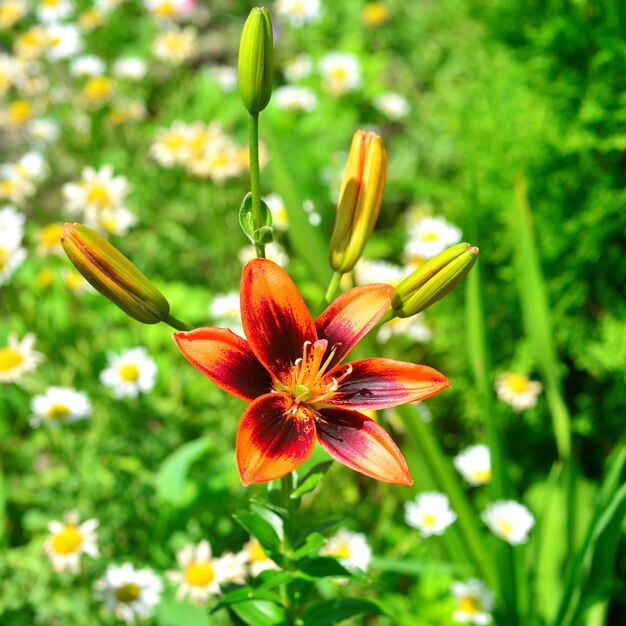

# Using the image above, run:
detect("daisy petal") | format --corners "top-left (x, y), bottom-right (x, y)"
top-left (173, 327), bottom-right (272, 401)
top-left (241, 259), bottom-right (316, 384)
top-left (316, 407), bottom-right (412, 485)
top-left (329, 358), bottom-right (449, 410)
top-left (315, 284), bottom-right (393, 369)
top-left (236, 393), bottom-right (316, 486)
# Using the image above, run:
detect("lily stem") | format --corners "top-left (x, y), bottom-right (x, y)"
top-left (163, 313), bottom-right (191, 332)
top-left (320, 270), bottom-right (342, 309)
top-left (248, 112), bottom-right (266, 259)
top-left (280, 473), bottom-right (297, 626)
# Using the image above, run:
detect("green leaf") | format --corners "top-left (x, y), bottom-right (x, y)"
top-left (214, 587), bottom-right (283, 610)
top-left (155, 438), bottom-right (212, 506)
top-left (156, 588), bottom-right (210, 626)
top-left (233, 504), bottom-right (284, 554)
top-left (300, 598), bottom-right (383, 626)
top-left (292, 532), bottom-right (327, 560)
top-left (296, 557), bottom-right (363, 580)
top-left (230, 600), bottom-right (285, 626)
top-left (291, 461), bottom-right (332, 499)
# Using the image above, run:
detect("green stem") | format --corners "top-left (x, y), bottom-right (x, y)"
top-left (320, 271), bottom-right (342, 310)
top-left (280, 473), bottom-right (296, 626)
top-left (248, 112), bottom-right (266, 259)
top-left (163, 313), bottom-right (191, 331)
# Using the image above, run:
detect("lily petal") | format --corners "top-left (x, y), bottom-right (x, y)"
top-left (327, 358), bottom-right (449, 410)
top-left (241, 259), bottom-right (317, 384)
top-left (173, 327), bottom-right (272, 401)
top-left (315, 284), bottom-right (393, 369)
top-left (316, 407), bottom-right (412, 485)
top-left (236, 393), bottom-right (316, 486)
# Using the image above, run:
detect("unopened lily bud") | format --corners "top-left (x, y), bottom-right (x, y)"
top-left (392, 242), bottom-right (479, 317)
top-left (329, 130), bottom-right (387, 273)
top-left (61, 223), bottom-right (170, 324)
top-left (238, 7), bottom-right (273, 115)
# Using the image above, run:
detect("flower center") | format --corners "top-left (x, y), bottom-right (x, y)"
top-left (115, 582), bottom-right (141, 603)
top-left (0, 347), bottom-right (23, 371)
top-left (248, 540), bottom-right (270, 563)
top-left (184, 562), bottom-right (215, 587)
top-left (51, 525), bottom-right (82, 554)
top-left (85, 182), bottom-right (112, 207)
top-left (470, 468), bottom-right (491, 483)
top-left (276, 339), bottom-right (351, 412)
top-left (497, 518), bottom-right (514, 538)
top-left (40, 223), bottom-right (64, 247)
top-left (506, 374), bottom-right (529, 393)
top-left (119, 363), bottom-right (140, 382)
top-left (46, 403), bottom-right (70, 420)
top-left (458, 595), bottom-right (481, 615)
top-left (421, 513), bottom-right (437, 529)
top-left (333, 542), bottom-right (352, 559)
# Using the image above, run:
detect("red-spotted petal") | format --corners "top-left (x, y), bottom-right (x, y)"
top-left (173, 327), bottom-right (272, 401)
top-left (236, 393), bottom-right (316, 486)
top-left (316, 407), bottom-right (412, 485)
top-left (241, 259), bottom-right (317, 385)
top-left (327, 358), bottom-right (449, 410)
top-left (315, 284), bottom-right (393, 369)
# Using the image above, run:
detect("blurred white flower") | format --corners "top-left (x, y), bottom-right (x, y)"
top-left (238, 537), bottom-right (280, 578)
top-left (275, 0), bottom-right (321, 26)
top-left (405, 215), bottom-right (462, 262)
top-left (97, 205), bottom-right (137, 236)
top-left (209, 291), bottom-right (242, 336)
top-left (454, 445), bottom-right (491, 486)
top-left (38, 0), bottom-right (74, 23)
top-left (373, 92), bottom-right (410, 120)
top-left (451, 579), bottom-right (495, 625)
top-left (30, 386), bottom-right (91, 427)
top-left (100, 347), bottom-right (157, 398)
top-left (145, 0), bottom-right (195, 20)
top-left (167, 540), bottom-right (245, 605)
top-left (208, 65), bottom-right (237, 92)
top-left (377, 313), bottom-right (432, 344)
top-left (0, 241), bottom-right (26, 286)
top-left (283, 53), bottom-right (313, 82)
top-left (239, 241), bottom-right (289, 268)
top-left (273, 85), bottom-right (317, 112)
top-left (153, 26), bottom-right (196, 64)
top-left (0, 204), bottom-right (25, 242)
top-left (45, 23), bottom-right (82, 60)
top-left (355, 259), bottom-right (404, 287)
top-left (0, 333), bottom-right (44, 383)
top-left (45, 510), bottom-right (99, 573)
top-left (320, 53), bottom-right (361, 96)
top-left (70, 54), bottom-right (105, 77)
top-left (112, 57), bottom-right (148, 81)
top-left (0, 0), bottom-right (29, 30)
top-left (263, 193), bottom-right (288, 231)
top-left (28, 118), bottom-right (60, 144)
top-left (495, 373), bottom-right (543, 412)
top-left (405, 492), bottom-right (457, 537)
top-left (95, 563), bottom-right (163, 624)
top-left (321, 529), bottom-right (372, 572)
top-left (481, 500), bottom-right (535, 545)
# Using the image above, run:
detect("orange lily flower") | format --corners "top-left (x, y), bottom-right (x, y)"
top-left (174, 259), bottom-right (449, 486)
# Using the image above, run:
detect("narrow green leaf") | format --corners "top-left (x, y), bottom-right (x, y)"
top-left (291, 461), bottom-right (332, 499)
top-left (296, 556), bottom-right (364, 580)
top-left (230, 599), bottom-right (285, 626)
top-left (370, 557), bottom-right (468, 576)
top-left (300, 598), bottom-right (383, 626)
top-left (233, 505), bottom-right (284, 554)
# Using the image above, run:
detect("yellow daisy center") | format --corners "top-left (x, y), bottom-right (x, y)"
top-left (83, 77), bottom-right (114, 102)
top-left (64, 271), bottom-right (84, 291)
top-left (333, 542), bottom-right (352, 559)
top-left (51, 525), bottom-right (82, 554)
top-left (0, 246), bottom-right (7, 270)
top-left (8, 99), bottom-right (32, 126)
top-left (119, 363), bottom-right (140, 382)
top-left (421, 513), bottom-right (437, 528)
top-left (249, 541), bottom-right (269, 563)
top-left (362, 3), bottom-right (389, 26)
top-left (458, 595), bottom-right (481, 615)
top-left (115, 582), bottom-right (141, 603)
top-left (153, 0), bottom-right (176, 16)
top-left (497, 518), bottom-right (514, 538)
top-left (421, 231), bottom-right (440, 242)
top-left (470, 468), bottom-right (492, 483)
top-left (506, 374), bottom-right (529, 393)
top-left (329, 66), bottom-right (348, 81)
top-left (37, 268), bottom-right (55, 288)
top-left (46, 403), bottom-right (70, 420)
top-left (184, 562), bottom-right (215, 587)
top-left (85, 182), bottom-right (112, 207)
top-left (39, 223), bottom-right (64, 248)
top-left (43, 0), bottom-right (61, 7)
top-left (0, 347), bottom-right (24, 371)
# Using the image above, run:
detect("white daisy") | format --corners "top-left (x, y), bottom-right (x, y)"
top-left (0, 0), bottom-right (29, 30)
top-left (482, 500), bottom-right (535, 545)
top-left (275, 0), bottom-right (321, 27)
top-left (95, 563), bottom-right (163, 624)
top-left (209, 292), bottom-right (242, 335)
top-left (373, 92), bottom-right (410, 120)
top-left (377, 313), bottom-right (432, 344)
top-left (319, 53), bottom-right (361, 96)
top-left (0, 204), bottom-right (25, 242)
top-left (495, 373), bottom-right (543, 412)
top-left (45, 23), bottom-right (82, 61)
top-left (0, 240), bottom-right (26, 285)
top-left (96, 205), bottom-right (137, 236)
top-left (405, 215), bottom-right (462, 262)
top-left (37, 222), bottom-right (64, 256)
top-left (321, 529), bottom-right (372, 572)
top-left (166, 540), bottom-right (245, 605)
top-left (239, 537), bottom-right (279, 578)
top-left (0, 162), bottom-right (36, 203)
top-left (405, 492), bottom-right (457, 537)
top-left (28, 118), bottom-right (60, 144)
top-left (16, 151), bottom-right (47, 182)
top-left (145, 0), bottom-right (194, 20)
top-left (273, 85), bottom-right (317, 112)
top-left (152, 26), bottom-right (197, 65)
top-left (283, 54), bottom-right (313, 82)
top-left (112, 57), bottom-right (148, 81)
top-left (208, 65), bottom-right (237, 92)
top-left (0, 332), bottom-right (44, 383)
top-left (451, 579), bottom-right (495, 625)
top-left (70, 54), bottom-right (105, 78)
top-left (45, 510), bottom-right (99, 574)
top-left (38, 0), bottom-right (74, 23)
top-left (30, 386), bottom-right (91, 428)
top-left (100, 347), bottom-right (157, 398)
top-left (454, 445), bottom-right (491, 486)
top-left (355, 259), bottom-right (404, 287)
top-left (150, 120), bottom-right (194, 167)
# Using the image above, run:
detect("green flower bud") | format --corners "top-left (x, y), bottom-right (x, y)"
top-left (392, 242), bottom-right (479, 317)
top-left (238, 7), bottom-right (273, 115)
top-left (329, 130), bottom-right (387, 273)
top-left (61, 223), bottom-right (170, 324)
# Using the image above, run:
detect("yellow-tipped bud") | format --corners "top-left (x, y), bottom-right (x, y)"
top-left (238, 7), bottom-right (273, 115)
top-left (61, 223), bottom-right (170, 324)
top-left (329, 130), bottom-right (387, 273)
top-left (392, 242), bottom-right (479, 317)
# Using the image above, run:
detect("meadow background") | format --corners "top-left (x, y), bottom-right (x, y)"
top-left (1, 0), bottom-right (625, 624)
